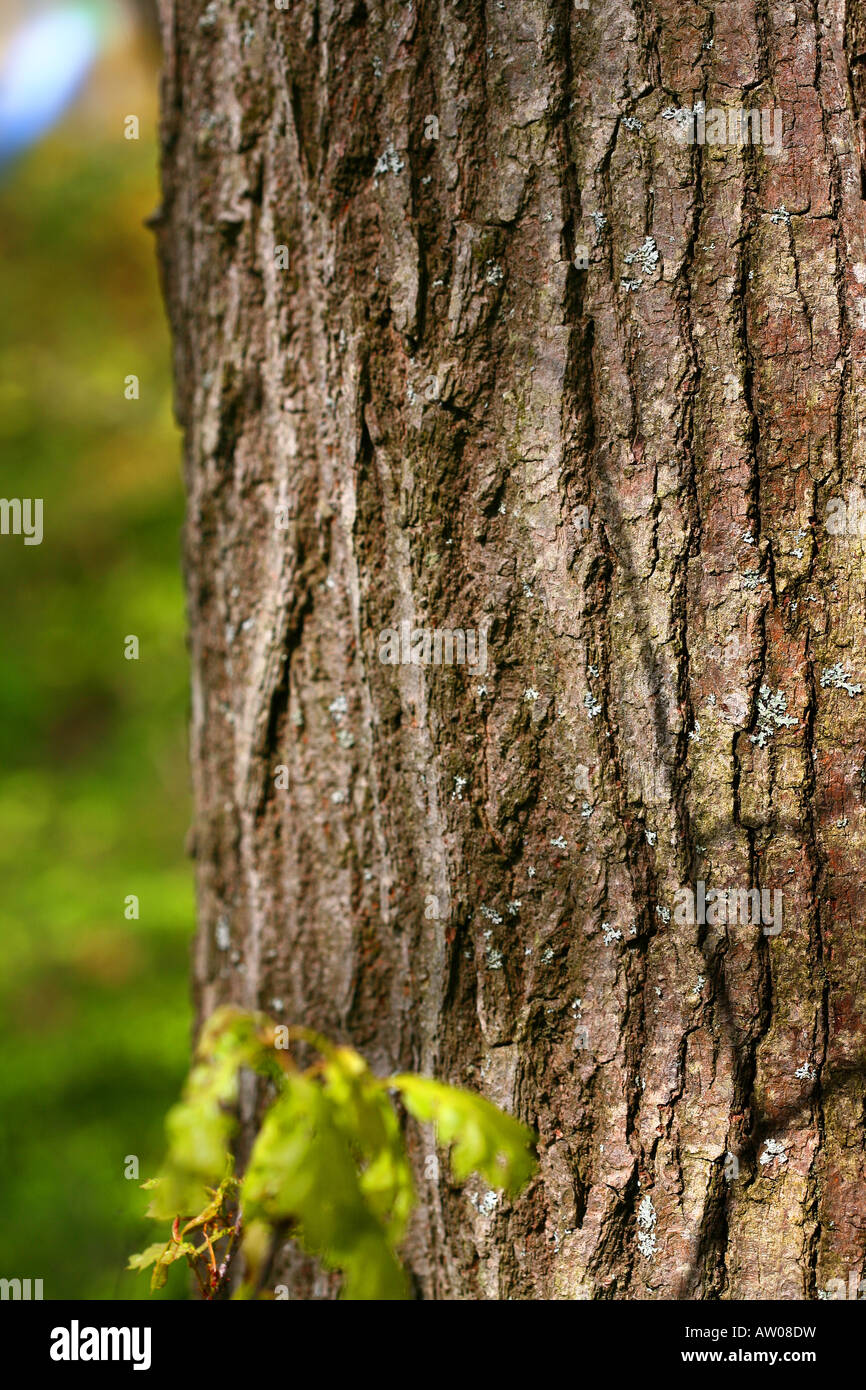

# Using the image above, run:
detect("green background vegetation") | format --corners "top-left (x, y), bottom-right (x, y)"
top-left (0, 20), bottom-right (192, 1299)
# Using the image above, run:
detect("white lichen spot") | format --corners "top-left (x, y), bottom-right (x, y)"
top-left (770, 205), bottom-right (791, 226)
top-left (507, 899), bottom-right (521, 916)
top-left (645, 829), bottom-right (657, 847)
top-left (527, 865), bottom-right (536, 878)
top-left (795, 1062), bottom-right (817, 1080)
top-left (656, 905), bottom-right (671, 923)
top-left (485, 945), bottom-right (504, 971)
top-left (329, 695), bottom-right (348, 722)
top-left (581, 801), bottom-right (594, 819)
top-left (661, 105), bottom-right (693, 125)
top-left (470, 1189), bottom-right (500, 1216)
top-left (821, 664), bottom-right (863, 697)
top-left (452, 775), bottom-right (467, 801)
top-left (590, 211), bottom-right (607, 232)
top-left (740, 570), bottom-right (768, 591)
top-left (485, 260), bottom-right (504, 286)
top-left (636, 1195), bottom-right (657, 1258)
top-left (760, 1138), bottom-right (788, 1168)
top-left (622, 115), bottom-right (643, 132)
top-left (524, 687), bottom-right (540, 702)
top-left (373, 141), bottom-right (404, 181)
top-left (550, 835), bottom-right (568, 850)
top-left (479, 904), bottom-right (503, 926)
top-left (750, 685), bottom-right (798, 747)
top-left (620, 276), bottom-right (643, 293)
top-left (602, 922), bottom-right (622, 945)
top-left (688, 722), bottom-right (701, 742)
top-left (584, 691), bottom-right (602, 719)
top-left (624, 237), bottom-right (659, 277)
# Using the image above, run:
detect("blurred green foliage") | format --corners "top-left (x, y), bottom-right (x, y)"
top-left (0, 89), bottom-right (193, 1295)
top-left (131, 1009), bottom-right (537, 1300)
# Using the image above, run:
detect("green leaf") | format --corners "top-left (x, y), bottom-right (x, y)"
top-left (146, 1007), bottom-right (280, 1221)
top-left (390, 1074), bottom-right (537, 1196)
top-left (242, 1072), bottom-right (409, 1300)
top-left (320, 1046), bottom-right (415, 1245)
top-left (127, 1239), bottom-right (197, 1291)
top-left (127, 1242), bottom-right (170, 1273)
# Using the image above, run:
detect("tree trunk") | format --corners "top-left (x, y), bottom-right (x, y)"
top-left (155, 0), bottom-right (866, 1299)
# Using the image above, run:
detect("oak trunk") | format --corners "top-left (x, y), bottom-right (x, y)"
top-left (155, 0), bottom-right (866, 1298)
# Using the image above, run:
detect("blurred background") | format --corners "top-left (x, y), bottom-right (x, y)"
top-left (0, 0), bottom-right (192, 1298)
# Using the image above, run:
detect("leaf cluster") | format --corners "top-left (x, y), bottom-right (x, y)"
top-left (130, 1009), bottom-right (537, 1299)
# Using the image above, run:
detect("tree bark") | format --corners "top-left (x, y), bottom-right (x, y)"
top-left (155, 0), bottom-right (866, 1298)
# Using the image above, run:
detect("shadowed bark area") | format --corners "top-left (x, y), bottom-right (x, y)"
top-left (156, 0), bottom-right (866, 1298)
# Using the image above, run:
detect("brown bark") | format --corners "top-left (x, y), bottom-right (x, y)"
top-left (155, 0), bottom-right (866, 1298)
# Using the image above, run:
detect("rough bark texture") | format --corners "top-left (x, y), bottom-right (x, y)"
top-left (156, 0), bottom-right (866, 1298)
